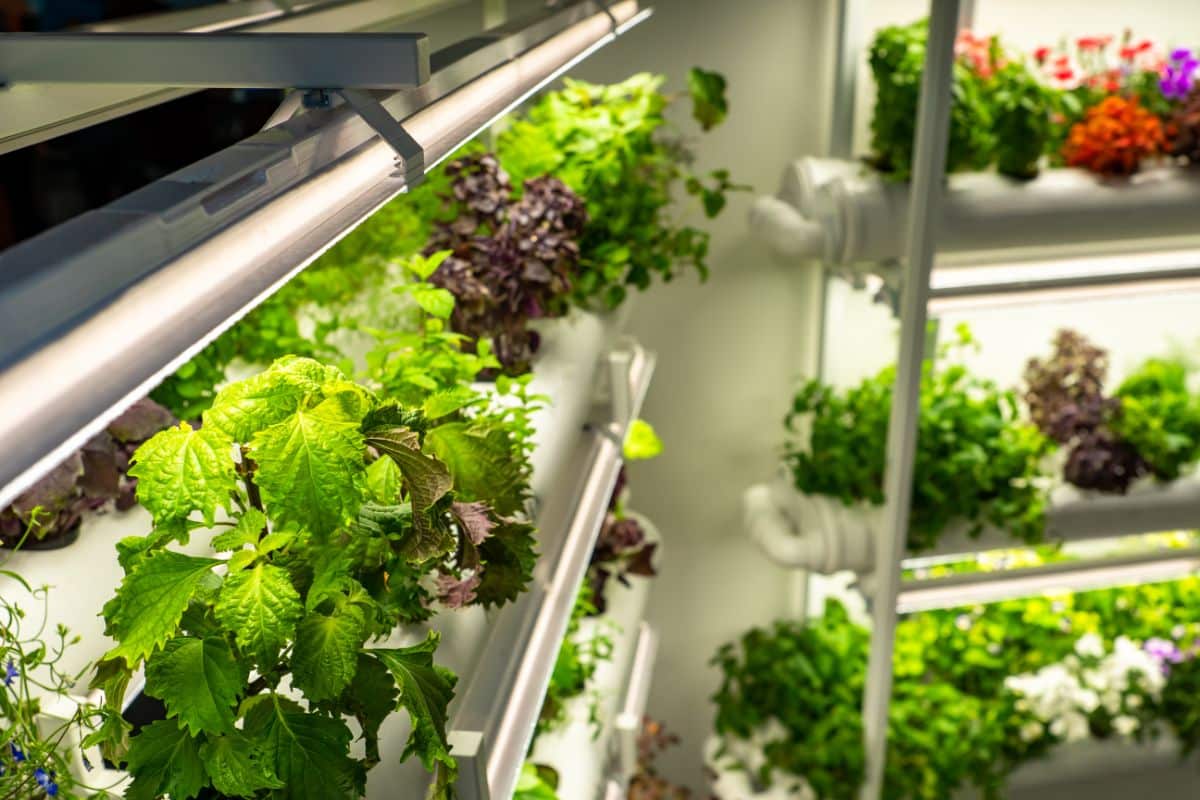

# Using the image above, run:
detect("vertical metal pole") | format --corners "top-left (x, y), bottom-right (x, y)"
top-left (857, 2), bottom-right (959, 799)
top-left (828, 0), bottom-right (864, 159)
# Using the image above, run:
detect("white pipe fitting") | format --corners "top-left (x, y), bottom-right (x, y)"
top-left (743, 475), bottom-right (877, 574)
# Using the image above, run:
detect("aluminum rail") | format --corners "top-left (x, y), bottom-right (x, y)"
top-left (0, 0), bottom-right (648, 510)
top-left (451, 343), bottom-right (656, 800)
top-left (613, 622), bottom-right (659, 783)
top-left (893, 547), bottom-right (1200, 614)
top-left (0, 32), bottom-right (431, 89)
top-left (0, 0), bottom-right (464, 154)
top-left (859, 2), bottom-right (958, 798)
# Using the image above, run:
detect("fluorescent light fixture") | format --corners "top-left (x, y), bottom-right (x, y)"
top-left (895, 547), bottom-right (1200, 614)
top-left (0, 0), bottom-right (648, 510)
top-left (928, 246), bottom-right (1200, 312)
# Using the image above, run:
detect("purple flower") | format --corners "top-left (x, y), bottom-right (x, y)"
top-left (1161, 48), bottom-right (1199, 100)
top-left (9, 742), bottom-right (25, 762)
top-left (3, 659), bottom-right (16, 687)
top-left (1145, 637), bottom-right (1185, 674)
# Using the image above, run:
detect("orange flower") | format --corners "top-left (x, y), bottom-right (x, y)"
top-left (1062, 96), bottom-right (1166, 175)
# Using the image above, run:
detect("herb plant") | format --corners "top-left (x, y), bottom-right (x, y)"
top-left (0, 577), bottom-right (115, 799)
top-left (93, 354), bottom-right (537, 799)
top-left (497, 70), bottom-right (743, 310)
top-left (712, 564), bottom-right (1200, 800)
top-left (425, 153), bottom-right (589, 375)
top-left (785, 326), bottom-right (1049, 551)
top-left (868, 21), bottom-right (995, 181)
top-left (1, 398), bottom-right (176, 549)
top-left (1111, 356), bottom-right (1200, 481)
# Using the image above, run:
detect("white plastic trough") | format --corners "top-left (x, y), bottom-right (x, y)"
top-left (528, 512), bottom-right (661, 800)
top-left (749, 157), bottom-right (1200, 266)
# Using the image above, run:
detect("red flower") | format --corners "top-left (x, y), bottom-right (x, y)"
top-left (1055, 68), bottom-right (1076, 82)
top-left (1034, 46), bottom-right (1051, 64)
top-left (1119, 46), bottom-right (1136, 61)
top-left (1137, 39), bottom-right (1153, 52)
top-left (1077, 36), bottom-right (1100, 50)
top-left (1054, 54), bottom-right (1071, 68)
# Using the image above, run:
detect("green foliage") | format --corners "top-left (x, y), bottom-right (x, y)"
top-left (623, 418), bottom-right (663, 461)
top-left (99, 356), bottom-right (537, 798)
top-left (1111, 357), bottom-right (1200, 481)
top-left (784, 326), bottom-right (1050, 551)
top-left (688, 67), bottom-right (728, 130)
top-left (991, 60), bottom-right (1059, 180)
top-left (497, 72), bottom-right (743, 310)
top-left (868, 20), bottom-right (995, 180)
top-left (514, 763), bottom-right (560, 800)
top-left (713, 572), bottom-right (1200, 800)
top-left (0, 578), bottom-right (117, 800)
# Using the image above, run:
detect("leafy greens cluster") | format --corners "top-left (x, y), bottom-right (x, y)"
top-left (426, 153), bottom-right (589, 375)
top-left (93, 355), bottom-right (537, 799)
top-left (785, 326), bottom-right (1049, 551)
top-left (497, 71), bottom-right (743, 310)
top-left (712, 567), bottom-right (1200, 800)
top-left (1024, 330), bottom-right (1200, 492)
top-left (1, 397), bottom-right (177, 548)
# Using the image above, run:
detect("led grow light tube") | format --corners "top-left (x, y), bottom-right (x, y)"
top-left (927, 246), bottom-right (1200, 312)
top-left (0, 0), bottom-right (649, 510)
top-left (893, 547), bottom-right (1200, 614)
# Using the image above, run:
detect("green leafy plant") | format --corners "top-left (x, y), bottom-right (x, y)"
top-left (785, 325), bottom-right (1050, 551)
top-left (1111, 357), bottom-right (1200, 482)
top-left (93, 355), bottom-right (537, 799)
top-left (991, 60), bottom-right (1059, 179)
top-left (497, 71), bottom-right (745, 310)
top-left (513, 763), bottom-right (560, 800)
top-left (0, 572), bottom-right (117, 800)
top-left (868, 21), bottom-right (995, 181)
top-left (712, 567), bottom-right (1200, 800)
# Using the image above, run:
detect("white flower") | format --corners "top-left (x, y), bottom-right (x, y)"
top-left (1075, 633), bottom-right (1105, 659)
top-left (1128, 694), bottom-right (1143, 709)
top-left (1173, 625), bottom-right (1187, 640)
top-left (1113, 715), bottom-right (1140, 737)
top-left (1019, 721), bottom-right (1044, 742)
top-left (1050, 712), bottom-right (1091, 742)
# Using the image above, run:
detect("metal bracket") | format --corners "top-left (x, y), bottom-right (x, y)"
top-left (301, 88), bottom-right (426, 187)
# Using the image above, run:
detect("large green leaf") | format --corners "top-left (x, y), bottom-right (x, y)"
top-left (214, 563), bottom-right (303, 667)
top-left (687, 67), bottom-right (729, 131)
top-left (144, 636), bottom-right (246, 735)
top-left (292, 606), bottom-right (365, 702)
top-left (128, 423), bottom-right (236, 525)
top-left (475, 519), bottom-right (538, 608)
top-left (368, 631), bottom-right (457, 774)
top-left (245, 698), bottom-right (364, 800)
top-left (211, 508), bottom-right (268, 552)
top-left (252, 394), bottom-right (366, 537)
top-left (365, 456), bottom-right (402, 504)
top-left (200, 732), bottom-right (285, 796)
top-left (338, 654), bottom-right (398, 766)
top-left (104, 551), bottom-right (220, 666)
top-left (123, 719), bottom-right (208, 800)
top-left (365, 426), bottom-right (454, 559)
top-left (424, 421), bottom-right (524, 515)
top-left (203, 356), bottom-right (342, 441)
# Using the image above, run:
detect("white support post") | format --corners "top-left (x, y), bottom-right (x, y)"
top-left (857, 2), bottom-right (959, 799)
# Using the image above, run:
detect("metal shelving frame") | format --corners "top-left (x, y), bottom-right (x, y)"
top-left (804, 1), bottom-right (1200, 798)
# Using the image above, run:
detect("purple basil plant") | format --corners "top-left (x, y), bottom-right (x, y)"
top-left (0, 397), bottom-right (175, 548)
top-left (1161, 48), bottom-right (1199, 101)
top-left (426, 153), bottom-right (588, 376)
